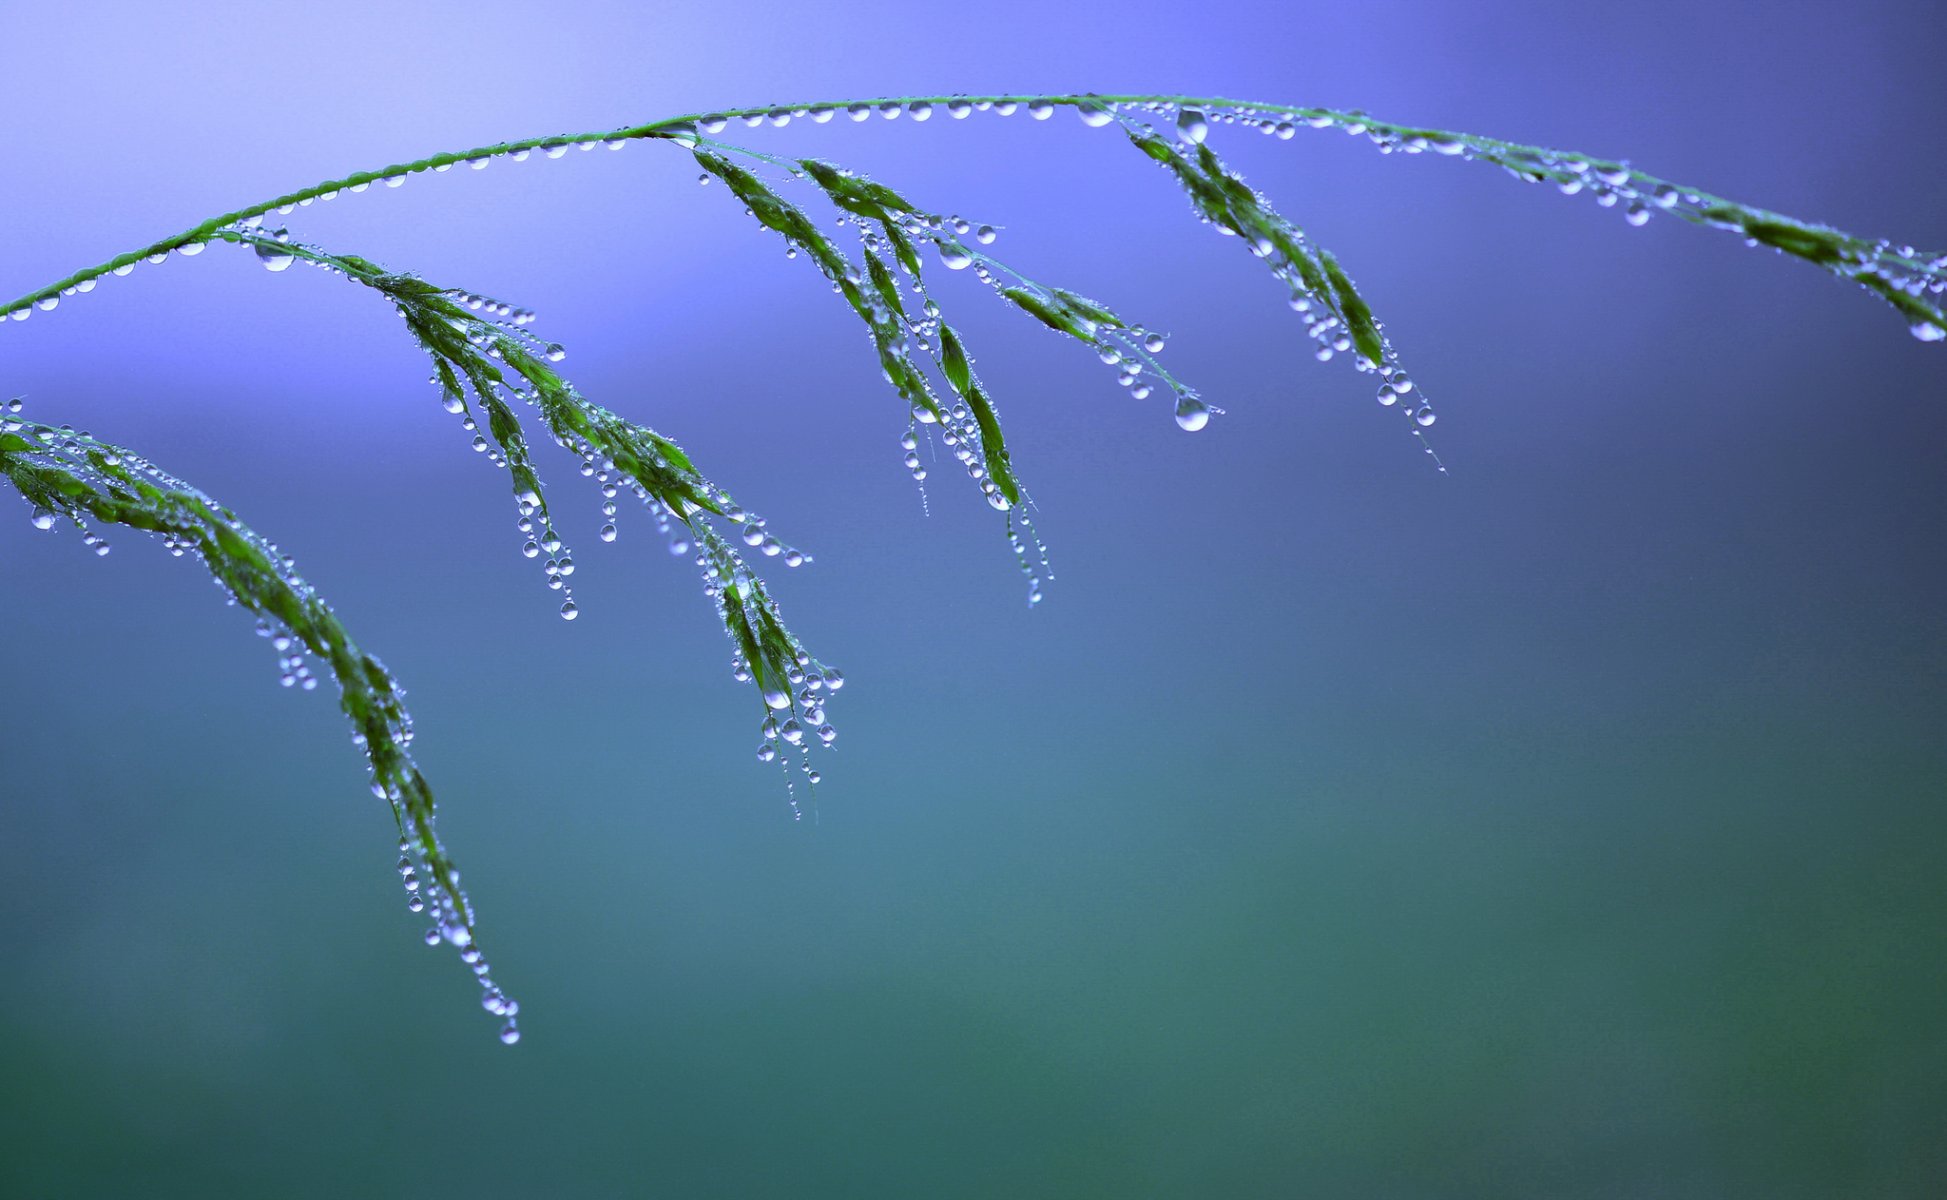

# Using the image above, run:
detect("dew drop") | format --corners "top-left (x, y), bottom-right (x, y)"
top-left (1076, 102), bottom-right (1115, 128)
top-left (1174, 395), bottom-right (1211, 432)
top-left (762, 686), bottom-right (792, 710)
top-left (1028, 101), bottom-right (1054, 120)
top-left (1910, 320), bottom-right (1946, 342)
top-left (599, 523), bottom-right (617, 542)
top-left (500, 1024), bottom-right (521, 1045)
top-left (938, 244), bottom-right (973, 270)
top-left (1413, 406), bottom-right (1437, 427)
top-left (1177, 109), bottom-right (1209, 144)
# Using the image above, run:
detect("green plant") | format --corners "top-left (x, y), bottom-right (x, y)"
top-left (5, 93), bottom-right (1940, 1044)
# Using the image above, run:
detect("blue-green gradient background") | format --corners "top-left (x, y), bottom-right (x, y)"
top-left (3, 2), bottom-right (1944, 1195)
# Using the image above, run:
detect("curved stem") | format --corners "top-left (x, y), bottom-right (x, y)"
top-left (8, 93), bottom-right (1937, 322)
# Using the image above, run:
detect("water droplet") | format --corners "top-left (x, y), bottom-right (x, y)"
top-left (907, 102), bottom-right (933, 121)
top-left (1028, 101), bottom-right (1054, 120)
top-left (1910, 320), bottom-right (1946, 342)
top-left (599, 523), bottom-right (617, 542)
top-left (1076, 102), bottom-right (1115, 128)
top-left (937, 244), bottom-right (972, 270)
top-left (256, 242), bottom-right (294, 272)
top-left (499, 1024), bottom-right (521, 1045)
top-left (659, 121), bottom-right (700, 148)
top-left (545, 343), bottom-right (566, 362)
top-left (762, 686), bottom-right (792, 710)
top-left (559, 600), bottom-right (579, 621)
top-left (1413, 406), bottom-right (1437, 427)
top-left (1177, 109), bottom-right (1209, 144)
top-left (1174, 395), bottom-right (1211, 431)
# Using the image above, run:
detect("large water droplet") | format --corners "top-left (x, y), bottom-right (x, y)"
top-left (938, 244), bottom-right (973, 270)
top-left (1177, 110), bottom-right (1209, 144)
top-left (1174, 396), bottom-right (1211, 431)
top-left (659, 121), bottom-right (700, 148)
top-left (1076, 102), bottom-right (1114, 128)
top-left (1910, 320), bottom-right (1946, 342)
top-left (762, 686), bottom-right (792, 710)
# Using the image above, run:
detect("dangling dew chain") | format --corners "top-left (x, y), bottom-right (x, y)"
top-left (3, 93), bottom-right (1939, 1043)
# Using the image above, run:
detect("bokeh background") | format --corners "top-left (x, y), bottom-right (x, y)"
top-left (2, 2), bottom-right (1944, 1196)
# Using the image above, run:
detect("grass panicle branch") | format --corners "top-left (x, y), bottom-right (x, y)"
top-left (4, 92), bottom-right (1938, 1042)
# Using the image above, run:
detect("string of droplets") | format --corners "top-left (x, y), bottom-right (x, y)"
top-left (7, 93), bottom-right (1941, 343)
top-left (1, 398), bottom-right (520, 1044)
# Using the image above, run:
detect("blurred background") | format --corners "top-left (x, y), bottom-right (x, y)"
top-left (2, 2), bottom-right (1943, 1195)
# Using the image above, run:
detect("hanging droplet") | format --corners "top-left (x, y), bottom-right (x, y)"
top-left (559, 600), bottom-right (579, 620)
top-left (658, 121), bottom-right (700, 148)
top-left (1910, 320), bottom-right (1946, 342)
top-left (762, 686), bottom-right (792, 710)
top-left (1177, 109), bottom-right (1209, 144)
top-left (1174, 395), bottom-right (1211, 432)
top-left (1413, 406), bottom-right (1437, 427)
top-left (1076, 102), bottom-right (1115, 128)
top-left (937, 244), bottom-right (973, 270)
